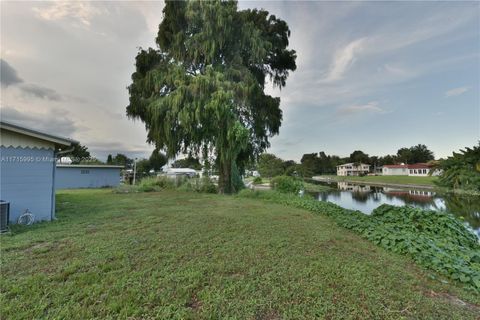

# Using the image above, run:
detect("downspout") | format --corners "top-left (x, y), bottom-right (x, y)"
top-left (51, 145), bottom-right (76, 220)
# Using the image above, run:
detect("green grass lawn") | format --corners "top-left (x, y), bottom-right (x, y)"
top-left (317, 175), bottom-right (438, 187)
top-left (1, 189), bottom-right (478, 319)
top-left (303, 181), bottom-right (332, 192)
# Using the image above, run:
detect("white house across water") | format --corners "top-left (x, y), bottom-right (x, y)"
top-left (336, 163), bottom-right (370, 176)
top-left (382, 163), bottom-right (438, 176)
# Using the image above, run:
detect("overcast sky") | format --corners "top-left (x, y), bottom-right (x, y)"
top-left (1, 1), bottom-right (479, 161)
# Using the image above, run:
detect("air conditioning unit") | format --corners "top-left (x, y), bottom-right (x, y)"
top-left (0, 200), bottom-right (10, 233)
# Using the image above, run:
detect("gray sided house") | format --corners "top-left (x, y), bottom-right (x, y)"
top-left (56, 165), bottom-right (123, 189)
top-left (0, 121), bottom-right (77, 223)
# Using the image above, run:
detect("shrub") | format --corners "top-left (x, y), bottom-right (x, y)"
top-left (436, 143), bottom-right (480, 192)
top-left (270, 176), bottom-right (304, 194)
top-left (200, 177), bottom-right (218, 193)
top-left (112, 184), bottom-right (138, 194)
top-left (231, 163), bottom-right (245, 192)
top-left (237, 189), bottom-right (259, 198)
top-left (252, 177), bottom-right (263, 185)
top-left (178, 177), bottom-right (217, 194)
top-left (138, 176), bottom-right (176, 191)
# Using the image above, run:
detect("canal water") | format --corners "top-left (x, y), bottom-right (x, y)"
top-left (309, 180), bottom-right (480, 237)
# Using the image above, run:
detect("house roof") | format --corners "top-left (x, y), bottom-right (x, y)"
top-left (383, 163), bottom-right (431, 169)
top-left (408, 163), bottom-right (431, 169)
top-left (56, 164), bottom-right (124, 169)
top-left (0, 120), bottom-right (78, 148)
top-left (336, 163), bottom-right (370, 167)
top-left (383, 164), bottom-right (408, 169)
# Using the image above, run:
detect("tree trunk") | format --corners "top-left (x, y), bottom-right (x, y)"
top-left (218, 159), bottom-right (232, 194)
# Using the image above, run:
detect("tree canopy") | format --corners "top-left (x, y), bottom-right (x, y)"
top-left (149, 149), bottom-right (168, 171)
top-left (257, 153), bottom-right (285, 177)
top-left (126, 0), bottom-right (296, 193)
top-left (107, 153), bottom-right (133, 168)
top-left (396, 144), bottom-right (434, 164)
top-left (437, 143), bottom-right (480, 192)
top-left (349, 150), bottom-right (370, 164)
top-left (62, 144), bottom-right (91, 164)
top-left (172, 156), bottom-right (202, 170)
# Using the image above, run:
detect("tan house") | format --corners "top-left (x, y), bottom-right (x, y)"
top-left (336, 163), bottom-right (370, 176)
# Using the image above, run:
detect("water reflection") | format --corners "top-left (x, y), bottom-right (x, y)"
top-left (311, 181), bottom-right (480, 236)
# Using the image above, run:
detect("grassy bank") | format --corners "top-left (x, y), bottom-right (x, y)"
top-left (303, 181), bottom-right (332, 192)
top-left (239, 190), bottom-right (480, 292)
top-left (1, 190), bottom-right (478, 319)
top-left (315, 175), bottom-right (438, 187)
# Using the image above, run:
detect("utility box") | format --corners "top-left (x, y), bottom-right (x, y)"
top-left (0, 201), bottom-right (10, 233)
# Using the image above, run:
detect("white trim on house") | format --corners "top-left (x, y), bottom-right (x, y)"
top-left (408, 167), bottom-right (430, 177)
top-left (0, 121), bottom-right (78, 149)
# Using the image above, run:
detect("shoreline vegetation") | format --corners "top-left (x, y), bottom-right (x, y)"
top-left (1, 189), bottom-right (479, 318)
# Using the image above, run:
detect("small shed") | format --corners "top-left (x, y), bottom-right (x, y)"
top-left (56, 164), bottom-right (123, 189)
top-left (0, 121), bottom-right (77, 223)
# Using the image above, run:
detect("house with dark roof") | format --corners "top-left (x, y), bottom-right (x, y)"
top-left (0, 121), bottom-right (77, 224)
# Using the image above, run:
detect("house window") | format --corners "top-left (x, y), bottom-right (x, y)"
top-left (410, 169), bottom-right (413, 174)
top-left (423, 169), bottom-right (427, 174)
top-left (81, 170), bottom-right (90, 174)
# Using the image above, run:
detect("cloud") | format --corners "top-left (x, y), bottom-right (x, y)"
top-left (2, 1), bottom-right (478, 163)
top-left (338, 101), bottom-right (384, 115)
top-left (323, 38), bottom-right (367, 82)
top-left (1, 106), bottom-right (77, 137)
top-left (1, 59), bottom-right (73, 101)
top-left (18, 83), bottom-right (63, 101)
top-left (86, 141), bottom-right (154, 160)
top-left (33, 1), bottom-right (104, 27)
top-left (445, 86), bottom-right (470, 97)
top-left (0, 59), bottom-right (23, 87)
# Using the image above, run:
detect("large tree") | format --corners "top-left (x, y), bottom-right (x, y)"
top-left (110, 153), bottom-right (133, 168)
top-left (257, 153), bottom-right (285, 178)
top-left (396, 147), bottom-right (412, 164)
top-left (300, 153), bottom-right (319, 177)
top-left (149, 149), bottom-right (168, 171)
top-left (409, 144), bottom-right (434, 163)
top-left (62, 144), bottom-right (90, 164)
top-left (396, 144), bottom-right (434, 164)
top-left (172, 156), bottom-right (202, 170)
top-left (349, 150), bottom-right (370, 164)
top-left (126, 0), bottom-right (296, 193)
top-left (437, 143), bottom-right (480, 191)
